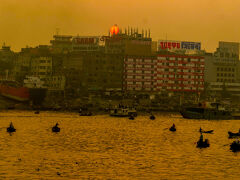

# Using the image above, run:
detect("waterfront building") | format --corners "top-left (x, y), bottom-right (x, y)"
top-left (156, 54), bottom-right (204, 92)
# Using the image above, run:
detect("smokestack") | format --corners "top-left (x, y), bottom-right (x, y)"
top-left (148, 29), bottom-right (150, 38)
top-left (125, 28), bottom-right (127, 34)
top-left (142, 29), bottom-right (144, 38)
top-left (145, 30), bottom-right (147, 38)
top-left (128, 26), bottom-right (130, 35)
top-left (131, 28), bottom-right (133, 35)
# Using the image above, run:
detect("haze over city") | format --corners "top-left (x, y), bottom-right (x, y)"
top-left (0, 0), bottom-right (239, 51)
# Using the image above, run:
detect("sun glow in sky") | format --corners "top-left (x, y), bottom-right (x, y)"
top-left (0, 0), bottom-right (240, 51)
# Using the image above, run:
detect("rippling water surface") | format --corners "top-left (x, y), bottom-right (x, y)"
top-left (0, 110), bottom-right (240, 179)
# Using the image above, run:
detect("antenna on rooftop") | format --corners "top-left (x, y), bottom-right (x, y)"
top-left (56, 28), bottom-right (60, 35)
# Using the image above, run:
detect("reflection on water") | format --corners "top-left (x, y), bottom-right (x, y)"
top-left (0, 110), bottom-right (240, 179)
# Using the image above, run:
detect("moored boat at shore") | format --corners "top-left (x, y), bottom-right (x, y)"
top-left (0, 80), bottom-right (29, 102)
top-left (110, 106), bottom-right (137, 117)
top-left (0, 76), bottom-right (47, 106)
top-left (180, 102), bottom-right (233, 120)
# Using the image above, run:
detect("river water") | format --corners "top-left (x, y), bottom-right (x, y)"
top-left (0, 110), bottom-right (240, 179)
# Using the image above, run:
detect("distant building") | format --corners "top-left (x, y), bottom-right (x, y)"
top-left (204, 41), bottom-right (240, 97)
top-left (50, 35), bottom-right (72, 53)
top-left (105, 27), bottom-right (152, 56)
top-left (0, 44), bottom-right (15, 79)
top-left (214, 41), bottom-right (240, 60)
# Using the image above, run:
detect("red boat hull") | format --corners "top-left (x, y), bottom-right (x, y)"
top-left (0, 84), bottom-right (29, 102)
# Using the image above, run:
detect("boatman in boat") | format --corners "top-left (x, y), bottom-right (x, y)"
top-left (10, 122), bottom-right (14, 129)
top-left (199, 133), bottom-right (203, 143)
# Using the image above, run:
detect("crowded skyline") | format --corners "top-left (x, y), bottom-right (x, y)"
top-left (0, 0), bottom-right (240, 51)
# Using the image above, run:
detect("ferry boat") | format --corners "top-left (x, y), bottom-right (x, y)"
top-left (180, 102), bottom-right (233, 120)
top-left (110, 106), bottom-right (137, 117)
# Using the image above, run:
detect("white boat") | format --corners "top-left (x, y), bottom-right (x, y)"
top-left (110, 107), bottom-right (137, 117)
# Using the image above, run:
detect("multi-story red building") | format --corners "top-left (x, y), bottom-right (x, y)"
top-left (156, 54), bottom-right (204, 92)
top-left (123, 56), bottom-right (157, 91)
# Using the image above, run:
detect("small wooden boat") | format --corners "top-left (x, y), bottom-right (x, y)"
top-left (7, 127), bottom-right (16, 133)
top-left (150, 115), bottom-right (155, 120)
top-left (34, 111), bottom-right (40, 114)
top-left (7, 122), bottom-right (16, 133)
top-left (230, 140), bottom-right (240, 152)
top-left (52, 123), bottom-right (60, 132)
top-left (228, 131), bottom-right (240, 138)
top-left (129, 116), bottom-right (135, 120)
top-left (79, 112), bottom-right (92, 116)
top-left (197, 139), bottom-right (210, 148)
top-left (169, 124), bottom-right (176, 132)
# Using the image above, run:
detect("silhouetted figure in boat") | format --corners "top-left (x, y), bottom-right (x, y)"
top-left (52, 123), bottom-right (60, 132)
top-left (199, 127), bottom-right (202, 132)
top-left (35, 111), bottom-right (40, 114)
top-left (7, 122), bottom-right (16, 133)
top-left (169, 123), bottom-right (176, 131)
top-left (150, 114), bottom-right (155, 120)
top-left (196, 133), bottom-right (210, 148)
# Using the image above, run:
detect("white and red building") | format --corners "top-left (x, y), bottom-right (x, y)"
top-left (123, 56), bottom-right (157, 91)
top-left (123, 54), bottom-right (205, 93)
top-left (156, 54), bottom-right (204, 92)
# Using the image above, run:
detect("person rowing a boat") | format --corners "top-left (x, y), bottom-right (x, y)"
top-left (199, 133), bottom-right (203, 143)
top-left (9, 122), bottom-right (14, 129)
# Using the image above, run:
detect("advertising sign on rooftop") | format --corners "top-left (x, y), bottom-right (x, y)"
top-left (73, 36), bottom-right (99, 45)
top-left (158, 40), bottom-right (201, 51)
top-left (72, 36), bottom-right (101, 51)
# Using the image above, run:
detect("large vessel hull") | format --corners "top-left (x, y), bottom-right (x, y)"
top-left (0, 83), bottom-right (29, 102)
top-left (0, 82), bottom-right (47, 105)
top-left (180, 107), bottom-right (233, 120)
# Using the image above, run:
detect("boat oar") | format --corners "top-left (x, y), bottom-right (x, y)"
top-left (223, 143), bottom-right (231, 146)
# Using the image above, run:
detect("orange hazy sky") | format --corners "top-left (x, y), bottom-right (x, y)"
top-left (0, 0), bottom-right (239, 52)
